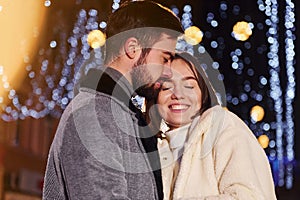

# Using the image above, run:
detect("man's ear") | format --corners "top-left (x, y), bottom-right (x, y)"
top-left (124, 37), bottom-right (141, 59)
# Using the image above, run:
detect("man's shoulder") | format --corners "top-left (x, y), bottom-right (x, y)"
top-left (69, 87), bottom-right (132, 113)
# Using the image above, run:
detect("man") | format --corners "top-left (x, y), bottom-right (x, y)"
top-left (43, 1), bottom-right (183, 199)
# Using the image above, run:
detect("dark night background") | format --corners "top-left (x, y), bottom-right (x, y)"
top-left (0, 0), bottom-right (299, 199)
top-left (47, 0), bottom-right (300, 198)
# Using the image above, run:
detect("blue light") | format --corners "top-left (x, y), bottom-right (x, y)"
top-left (240, 93), bottom-right (248, 102)
top-left (220, 2), bottom-right (227, 11)
top-left (211, 20), bottom-right (218, 27)
top-left (263, 123), bottom-right (271, 131)
top-left (260, 76), bottom-right (268, 85)
top-left (232, 55), bottom-right (238, 62)
top-left (50, 40), bottom-right (57, 48)
top-left (112, 3), bottom-right (120, 11)
top-left (99, 21), bottom-right (107, 29)
top-left (198, 46), bottom-right (206, 54)
top-left (183, 5), bottom-right (192, 13)
top-left (232, 5), bottom-right (240, 15)
top-left (244, 84), bottom-right (251, 92)
top-left (88, 9), bottom-right (97, 17)
top-left (269, 140), bottom-right (276, 148)
top-left (44, 0), bottom-right (51, 7)
top-left (79, 9), bottom-right (86, 18)
top-left (232, 97), bottom-right (239, 105)
top-left (206, 12), bottom-right (214, 23)
top-left (247, 68), bottom-right (254, 76)
top-left (255, 94), bottom-right (263, 101)
top-left (231, 62), bottom-right (238, 69)
top-left (211, 41), bottom-right (218, 48)
top-left (171, 7), bottom-right (179, 16)
top-left (29, 71), bottom-right (35, 78)
top-left (218, 74), bottom-right (224, 81)
top-left (212, 62), bottom-right (219, 69)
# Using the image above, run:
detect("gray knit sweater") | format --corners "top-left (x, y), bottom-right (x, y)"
top-left (42, 68), bottom-right (159, 199)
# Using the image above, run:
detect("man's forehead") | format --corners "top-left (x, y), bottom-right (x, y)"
top-left (150, 34), bottom-right (178, 52)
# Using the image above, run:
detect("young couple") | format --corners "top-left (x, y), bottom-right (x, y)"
top-left (43, 1), bottom-right (277, 199)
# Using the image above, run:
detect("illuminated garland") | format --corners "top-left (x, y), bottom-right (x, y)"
top-left (0, 8), bottom-right (101, 121)
top-left (257, 0), bottom-right (296, 188)
top-left (0, 2), bottom-right (296, 189)
top-left (283, 0), bottom-right (296, 189)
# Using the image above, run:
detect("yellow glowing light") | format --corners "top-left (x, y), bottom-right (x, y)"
top-left (258, 134), bottom-right (269, 149)
top-left (184, 26), bottom-right (203, 45)
top-left (250, 105), bottom-right (265, 122)
top-left (87, 30), bottom-right (106, 49)
top-left (232, 21), bottom-right (252, 41)
top-left (0, 1), bottom-right (47, 106)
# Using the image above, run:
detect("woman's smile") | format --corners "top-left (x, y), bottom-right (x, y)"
top-left (168, 103), bottom-right (190, 112)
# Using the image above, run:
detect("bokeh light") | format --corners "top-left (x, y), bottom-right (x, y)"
top-left (184, 26), bottom-right (203, 45)
top-left (87, 30), bottom-right (106, 49)
top-left (258, 134), bottom-right (269, 149)
top-left (250, 105), bottom-right (265, 122)
top-left (232, 21), bottom-right (253, 41)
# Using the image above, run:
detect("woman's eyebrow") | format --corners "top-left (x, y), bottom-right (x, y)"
top-left (182, 76), bottom-right (197, 81)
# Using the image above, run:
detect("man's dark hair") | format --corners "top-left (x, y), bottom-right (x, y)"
top-left (104, 0), bottom-right (184, 63)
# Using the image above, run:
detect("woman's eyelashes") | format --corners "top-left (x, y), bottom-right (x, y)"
top-left (161, 83), bottom-right (173, 91)
top-left (184, 85), bottom-right (194, 89)
top-left (160, 81), bottom-right (196, 91)
top-left (183, 79), bottom-right (198, 89)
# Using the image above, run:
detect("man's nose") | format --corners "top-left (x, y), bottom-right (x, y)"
top-left (161, 65), bottom-right (172, 79)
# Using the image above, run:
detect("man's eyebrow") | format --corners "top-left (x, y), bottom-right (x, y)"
top-left (162, 51), bottom-right (175, 58)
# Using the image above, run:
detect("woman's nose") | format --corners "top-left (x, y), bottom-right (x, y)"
top-left (171, 87), bottom-right (184, 100)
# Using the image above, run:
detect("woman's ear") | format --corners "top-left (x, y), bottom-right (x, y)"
top-left (124, 37), bottom-right (141, 59)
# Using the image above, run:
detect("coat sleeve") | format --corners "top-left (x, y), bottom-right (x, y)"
top-left (203, 111), bottom-right (277, 200)
top-left (43, 97), bottom-right (132, 200)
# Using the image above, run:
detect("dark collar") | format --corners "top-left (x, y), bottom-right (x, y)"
top-left (81, 67), bottom-right (134, 106)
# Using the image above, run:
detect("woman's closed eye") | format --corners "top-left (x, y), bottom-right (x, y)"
top-left (161, 82), bottom-right (174, 91)
top-left (161, 86), bottom-right (173, 91)
top-left (184, 85), bottom-right (194, 89)
top-left (183, 79), bottom-right (197, 89)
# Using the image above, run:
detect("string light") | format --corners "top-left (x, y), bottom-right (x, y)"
top-left (0, 8), bottom-right (104, 120)
top-left (284, 0), bottom-right (296, 189)
top-left (263, 0), bottom-right (285, 187)
top-left (257, 0), bottom-right (296, 188)
top-left (0, 1), bottom-right (296, 190)
top-left (179, 4), bottom-right (194, 54)
top-left (112, 0), bottom-right (120, 12)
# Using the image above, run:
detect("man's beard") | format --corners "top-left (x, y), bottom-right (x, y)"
top-left (131, 58), bottom-right (157, 101)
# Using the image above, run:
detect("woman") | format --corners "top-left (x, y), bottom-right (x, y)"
top-left (150, 52), bottom-right (277, 199)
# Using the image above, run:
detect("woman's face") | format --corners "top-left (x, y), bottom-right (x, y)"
top-left (157, 58), bottom-right (202, 129)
